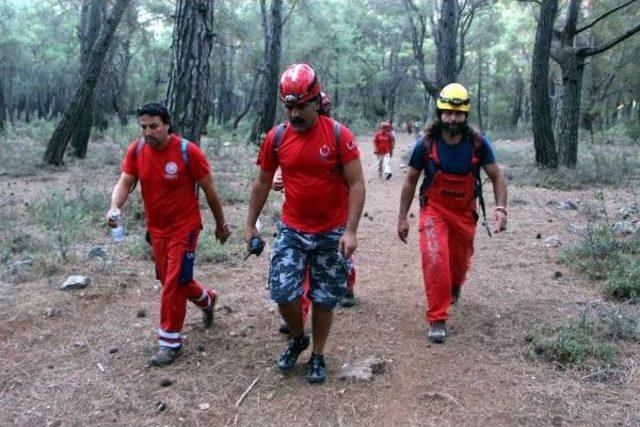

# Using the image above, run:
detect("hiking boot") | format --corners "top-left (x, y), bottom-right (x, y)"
top-left (306, 353), bottom-right (327, 384)
top-left (451, 286), bottom-right (461, 305)
top-left (278, 322), bottom-right (291, 335)
top-left (276, 335), bottom-right (310, 371)
top-left (340, 290), bottom-right (356, 308)
top-left (386, 173), bottom-right (392, 180)
top-left (150, 346), bottom-right (180, 366)
top-left (428, 321), bottom-right (447, 344)
top-left (202, 292), bottom-right (217, 329)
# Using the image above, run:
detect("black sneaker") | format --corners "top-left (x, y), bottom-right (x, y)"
top-left (386, 173), bottom-right (392, 180)
top-left (276, 335), bottom-right (310, 371)
top-left (340, 290), bottom-right (356, 308)
top-left (150, 346), bottom-right (180, 366)
top-left (427, 321), bottom-right (447, 344)
top-left (278, 322), bottom-right (291, 335)
top-left (306, 353), bottom-right (326, 384)
top-left (451, 286), bottom-right (461, 305)
top-left (202, 292), bottom-right (217, 329)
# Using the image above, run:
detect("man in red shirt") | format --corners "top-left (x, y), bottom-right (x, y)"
top-left (106, 103), bottom-right (231, 366)
top-left (373, 122), bottom-right (395, 180)
top-left (244, 64), bottom-right (365, 384)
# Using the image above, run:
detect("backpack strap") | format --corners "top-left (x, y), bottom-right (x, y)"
top-left (273, 120), bottom-right (342, 161)
top-left (272, 123), bottom-right (288, 161)
top-left (181, 138), bottom-right (189, 165)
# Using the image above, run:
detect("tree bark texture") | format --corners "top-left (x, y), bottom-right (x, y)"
top-left (249, 0), bottom-right (283, 145)
top-left (511, 68), bottom-right (524, 129)
top-left (166, 0), bottom-right (215, 145)
top-left (435, 0), bottom-right (459, 88)
top-left (70, 0), bottom-right (103, 159)
top-left (43, 0), bottom-right (131, 166)
top-left (530, 0), bottom-right (559, 169)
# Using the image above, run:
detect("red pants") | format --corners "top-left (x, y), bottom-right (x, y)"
top-left (150, 229), bottom-right (216, 348)
top-left (299, 256), bottom-right (356, 324)
top-left (419, 205), bottom-right (475, 323)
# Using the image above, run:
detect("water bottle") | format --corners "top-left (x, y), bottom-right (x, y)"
top-left (110, 210), bottom-right (125, 242)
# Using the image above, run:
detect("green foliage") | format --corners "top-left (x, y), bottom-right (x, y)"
top-left (197, 231), bottom-right (244, 264)
top-left (28, 190), bottom-right (91, 261)
top-left (605, 256), bottom-right (640, 303)
top-left (558, 213), bottom-right (640, 302)
top-left (527, 302), bottom-right (639, 374)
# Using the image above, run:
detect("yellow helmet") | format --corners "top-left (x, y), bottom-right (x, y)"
top-left (436, 83), bottom-right (470, 112)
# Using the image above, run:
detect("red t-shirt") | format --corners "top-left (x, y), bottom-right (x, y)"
top-left (122, 134), bottom-right (211, 237)
top-left (257, 115), bottom-right (360, 233)
top-left (373, 131), bottom-right (393, 155)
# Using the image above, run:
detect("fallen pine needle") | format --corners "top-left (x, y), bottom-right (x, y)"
top-left (235, 376), bottom-right (260, 407)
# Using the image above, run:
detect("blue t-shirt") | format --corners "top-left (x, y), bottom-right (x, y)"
top-left (408, 134), bottom-right (496, 195)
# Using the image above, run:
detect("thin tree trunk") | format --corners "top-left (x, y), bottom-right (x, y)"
top-left (435, 0), bottom-right (459, 88)
top-left (511, 68), bottom-right (524, 129)
top-left (233, 73), bottom-right (260, 129)
top-left (166, 0), bottom-right (215, 145)
top-left (556, 54), bottom-right (584, 167)
top-left (43, 0), bottom-right (131, 166)
top-left (476, 42), bottom-right (483, 131)
top-left (70, 0), bottom-right (104, 159)
top-left (249, 0), bottom-right (283, 145)
top-left (0, 70), bottom-right (6, 132)
top-left (530, 0), bottom-right (559, 169)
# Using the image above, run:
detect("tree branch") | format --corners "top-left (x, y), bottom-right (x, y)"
top-left (576, 0), bottom-right (639, 34)
top-left (580, 22), bottom-right (640, 57)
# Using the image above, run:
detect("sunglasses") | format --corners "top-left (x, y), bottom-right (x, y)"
top-left (439, 97), bottom-right (469, 106)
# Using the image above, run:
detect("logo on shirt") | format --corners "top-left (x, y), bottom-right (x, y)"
top-left (165, 161), bottom-right (178, 179)
top-left (319, 144), bottom-right (331, 158)
top-left (346, 139), bottom-right (358, 150)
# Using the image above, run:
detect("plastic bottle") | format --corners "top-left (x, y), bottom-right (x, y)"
top-left (110, 210), bottom-right (125, 242)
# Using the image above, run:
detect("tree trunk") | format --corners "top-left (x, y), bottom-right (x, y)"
top-left (70, 0), bottom-right (104, 159)
top-left (435, 0), bottom-right (459, 88)
top-left (530, 0), bottom-right (559, 169)
top-left (510, 68), bottom-right (524, 129)
top-left (249, 0), bottom-right (283, 145)
top-left (556, 54), bottom-right (584, 167)
top-left (0, 70), bottom-right (6, 132)
top-left (232, 73), bottom-right (259, 129)
top-left (476, 42), bottom-right (483, 131)
top-left (43, 0), bottom-right (131, 166)
top-left (166, 0), bottom-right (215, 145)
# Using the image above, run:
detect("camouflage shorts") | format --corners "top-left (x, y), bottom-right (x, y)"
top-left (269, 224), bottom-right (351, 308)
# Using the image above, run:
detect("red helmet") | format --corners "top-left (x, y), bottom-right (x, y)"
top-left (319, 92), bottom-right (332, 115)
top-left (279, 63), bottom-right (321, 104)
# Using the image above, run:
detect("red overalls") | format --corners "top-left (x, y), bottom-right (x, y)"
top-left (418, 140), bottom-right (478, 323)
top-left (151, 229), bottom-right (217, 348)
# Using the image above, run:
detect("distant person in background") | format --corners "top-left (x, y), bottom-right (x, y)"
top-left (372, 121), bottom-right (395, 180)
top-left (406, 120), bottom-right (414, 135)
top-left (397, 83), bottom-right (508, 344)
top-left (106, 102), bottom-right (230, 366)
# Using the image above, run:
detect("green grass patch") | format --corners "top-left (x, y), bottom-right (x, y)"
top-left (526, 303), bottom-right (639, 372)
top-left (559, 221), bottom-right (640, 301)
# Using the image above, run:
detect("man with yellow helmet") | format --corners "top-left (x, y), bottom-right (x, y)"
top-left (397, 83), bottom-right (508, 344)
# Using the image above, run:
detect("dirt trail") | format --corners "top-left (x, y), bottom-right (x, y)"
top-left (1, 132), bottom-right (639, 426)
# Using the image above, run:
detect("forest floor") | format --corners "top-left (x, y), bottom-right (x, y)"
top-left (0, 131), bottom-right (639, 426)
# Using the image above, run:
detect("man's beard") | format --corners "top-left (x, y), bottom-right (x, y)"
top-left (442, 121), bottom-right (466, 136)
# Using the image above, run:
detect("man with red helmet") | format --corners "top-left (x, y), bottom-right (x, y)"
top-left (372, 121), bottom-right (395, 180)
top-left (245, 64), bottom-right (365, 384)
top-left (397, 83), bottom-right (508, 344)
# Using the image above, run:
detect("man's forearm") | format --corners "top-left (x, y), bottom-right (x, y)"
top-left (398, 181), bottom-right (417, 219)
top-left (204, 191), bottom-right (226, 226)
top-left (346, 181), bottom-right (365, 233)
top-left (492, 177), bottom-right (508, 207)
top-left (246, 179), bottom-right (271, 227)
top-left (110, 182), bottom-right (130, 210)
